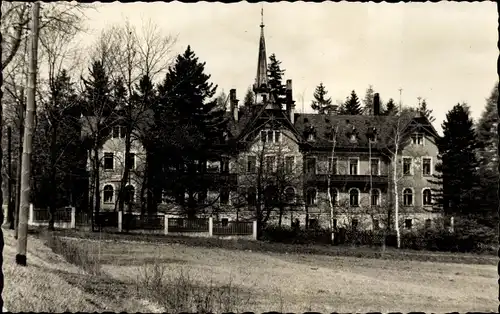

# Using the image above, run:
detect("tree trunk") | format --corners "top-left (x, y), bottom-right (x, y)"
top-left (0, 23), bottom-right (4, 313)
top-left (328, 126), bottom-right (339, 245)
top-left (93, 146), bottom-right (101, 231)
top-left (48, 123), bottom-right (58, 231)
top-left (393, 154), bottom-right (401, 249)
top-left (14, 103), bottom-right (25, 239)
top-left (7, 127), bottom-right (14, 230)
top-left (118, 130), bottom-right (132, 213)
top-left (16, 2), bottom-right (40, 266)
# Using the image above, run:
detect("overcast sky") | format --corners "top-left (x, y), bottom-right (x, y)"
top-left (80, 2), bottom-right (497, 133)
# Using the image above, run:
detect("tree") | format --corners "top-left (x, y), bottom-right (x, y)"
top-left (310, 83), bottom-right (335, 114)
top-left (156, 46), bottom-right (228, 218)
top-left (432, 103), bottom-right (481, 217)
top-left (475, 82), bottom-right (498, 223)
top-left (341, 90), bottom-right (362, 115)
top-left (216, 90), bottom-right (228, 111)
top-left (417, 99), bottom-right (435, 123)
top-left (16, 1), bottom-right (40, 266)
top-left (242, 86), bottom-right (254, 115)
top-left (384, 98), bottom-right (398, 116)
top-left (267, 53), bottom-right (286, 108)
top-left (80, 60), bottom-right (117, 229)
top-left (362, 85), bottom-right (375, 115)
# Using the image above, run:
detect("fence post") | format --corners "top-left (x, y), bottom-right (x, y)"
top-left (164, 215), bottom-right (169, 235)
top-left (252, 221), bottom-right (257, 240)
top-left (70, 207), bottom-right (76, 229)
top-left (28, 203), bottom-right (34, 225)
top-left (118, 211), bottom-right (123, 232)
top-left (209, 217), bottom-right (213, 237)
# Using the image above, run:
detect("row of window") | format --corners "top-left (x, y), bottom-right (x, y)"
top-left (102, 184), bottom-right (135, 204)
top-left (402, 157), bottom-right (432, 176)
top-left (103, 152), bottom-right (136, 171)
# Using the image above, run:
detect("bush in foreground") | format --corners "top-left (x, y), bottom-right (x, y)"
top-left (136, 262), bottom-right (253, 313)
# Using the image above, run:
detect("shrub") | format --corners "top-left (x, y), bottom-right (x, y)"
top-left (261, 225), bottom-right (331, 245)
top-left (136, 262), bottom-right (252, 313)
top-left (43, 232), bottom-right (101, 275)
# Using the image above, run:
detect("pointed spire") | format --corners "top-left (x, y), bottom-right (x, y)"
top-left (254, 6), bottom-right (268, 92)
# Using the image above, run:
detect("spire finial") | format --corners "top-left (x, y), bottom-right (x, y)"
top-left (260, 5), bottom-right (264, 28)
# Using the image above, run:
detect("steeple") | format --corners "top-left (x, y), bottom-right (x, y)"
top-left (253, 6), bottom-right (269, 99)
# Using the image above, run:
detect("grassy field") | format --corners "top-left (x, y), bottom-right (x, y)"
top-left (64, 235), bottom-right (496, 312)
top-left (3, 229), bottom-right (497, 312)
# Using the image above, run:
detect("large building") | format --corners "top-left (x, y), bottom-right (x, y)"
top-left (86, 14), bottom-right (443, 231)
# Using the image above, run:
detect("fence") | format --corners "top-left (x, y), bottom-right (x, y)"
top-left (213, 221), bottom-right (254, 236)
top-left (29, 205), bottom-right (75, 229)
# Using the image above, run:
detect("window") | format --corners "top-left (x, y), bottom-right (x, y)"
top-left (422, 158), bottom-right (432, 176)
top-left (371, 189), bottom-right (380, 206)
top-left (329, 188), bottom-right (338, 206)
top-left (349, 189), bottom-right (359, 207)
top-left (403, 158), bottom-right (412, 175)
top-left (221, 157), bottom-right (230, 173)
top-left (285, 156), bottom-right (295, 174)
top-left (125, 185), bottom-right (135, 204)
top-left (305, 157), bottom-right (316, 174)
top-left (260, 130), bottom-right (281, 143)
top-left (403, 188), bottom-right (413, 206)
top-left (103, 185), bottom-right (114, 203)
top-left (306, 189), bottom-right (317, 206)
top-left (423, 189), bottom-right (432, 206)
top-left (247, 156), bottom-right (256, 173)
top-left (264, 186), bottom-right (278, 206)
top-left (220, 188), bottom-right (230, 205)
top-left (207, 159), bottom-right (221, 173)
top-left (307, 133), bottom-right (315, 142)
top-left (352, 219), bottom-right (359, 229)
top-left (349, 158), bottom-right (359, 175)
top-left (104, 153), bottom-right (114, 170)
top-left (309, 218), bottom-right (319, 229)
top-left (328, 158), bottom-right (337, 175)
top-left (411, 133), bottom-right (424, 145)
top-left (265, 155), bottom-right (276, 173)
top-left (221, 218), bottom-right (229, 227)
top-left (247, 187), bottom-right (257, 206)
top-left (285, 187), bottom-right (295, 204)
top-left (127, 153), bottom-right (136, 170)
top-left (405, 219), bottom-right (413, 229)
top-left (373, 219), bottom-right (380, 230)
top-left (112, 126), bottom-right (126, 139)
top-left (370, 158), bottom-right (380, 176)
top-left (425, 219), bottom-right (432, 229)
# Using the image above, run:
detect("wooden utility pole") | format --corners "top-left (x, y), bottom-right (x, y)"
top-left (16, 1), bottom-right (40, 266)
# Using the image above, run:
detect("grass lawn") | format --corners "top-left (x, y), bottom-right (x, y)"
top-left (62, 235), bottom-right (496, 313)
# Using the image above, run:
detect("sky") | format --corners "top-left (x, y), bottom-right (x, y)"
top-left (79, 1), bottom-right (498, 134)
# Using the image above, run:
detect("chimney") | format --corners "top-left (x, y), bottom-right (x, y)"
top-left (373, 93), bottom-right (380, 115)
top-left (285, 79), bottom-right (295, 123)
top-left (230, 89), bottom-right (238, 121)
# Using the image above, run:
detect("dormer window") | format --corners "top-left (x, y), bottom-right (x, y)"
top-left (261, 130), bottom-right (281, 143)
top-left (349, 134), bottom-right (357, 143)
top-left (112, 125), bottom-right (126, 139)
top-left (411, 133), bottom-right (424, 145)
top-left (307, 133), bottom-right (315, 142)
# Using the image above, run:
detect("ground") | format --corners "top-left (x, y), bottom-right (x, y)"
top-left (2, 230), bottom-right (497, 312)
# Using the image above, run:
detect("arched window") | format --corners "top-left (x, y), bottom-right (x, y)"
top-left (285, 187), bottom-right (296, 204)
top-left (349, 188), bottom-right (359, 207)
top-left (403, 188), bottom-right (413, 206)
top-left (422, 189), bottom-right (432, 206)
top-left (306, 188), bottom-right (317, 206)
top-left (329, 188), bottom-right (338, 206)
top-left (125, 185), bottom-right (135, 204)
top-left (371, 189), bottom-right (380, 206)
top-left (103, 185), bottom-right (114, 203)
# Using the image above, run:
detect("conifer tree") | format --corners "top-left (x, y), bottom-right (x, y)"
top-left (431, 103), bottom-right (481, 216)
top-left (156, 46), bottom-right (228, 218)
top-left (384, 98), bottom-right (398, 116)
top-left (242, 86), bottom-right (254, 115)
top-left (362, 85), bottom-right (375, 115)
top-left (417, 99), bottom-right (435, 123)
top-left (311, 83), bottom-right (335, 114)
top-left (341, 90), bottom-right (362, 115)
top-left (267, 53), bottom-right (286, 108)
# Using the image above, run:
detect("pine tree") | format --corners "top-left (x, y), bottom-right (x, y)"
top-left (362, 85), bottom-right (375, 115)
top-left (342, 90), bottom-right (362, 115)
top-left (417, 99), bottom-right (435, 123)
top-left (384, 98), bottom-right (398, 116)
top-left (267, 53), bottom-right (286, 108)
top-left (310, 83), bottom-right (335, 114)
top-left (156, 46), bottom-right (228, 218)
top-left (216, 90), bottom-right (228, 111)
top-left (431, 103), bottom-right (481, 217)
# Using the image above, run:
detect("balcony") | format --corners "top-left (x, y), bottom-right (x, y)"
top-left (305, 173), bottom-right (389, 185)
